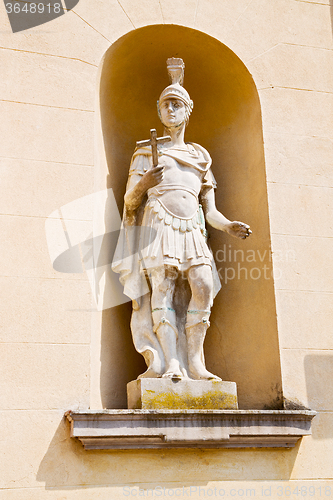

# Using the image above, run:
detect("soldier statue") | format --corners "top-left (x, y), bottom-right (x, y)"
top-left (112, 58), bottom-right (251, 381)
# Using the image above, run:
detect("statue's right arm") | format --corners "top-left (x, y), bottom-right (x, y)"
top-left (124, 161), bottom-right (164, 211)
top-left (201, 186), bottom-right (251, 239)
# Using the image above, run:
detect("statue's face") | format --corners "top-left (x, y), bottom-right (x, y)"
top-left (159, 98), bottom-right (186, 128)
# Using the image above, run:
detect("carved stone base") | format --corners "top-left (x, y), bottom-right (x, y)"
top-left (66, 409), bottom-right (316, 450)
top-left (127, 378), bottom-right (238, 409)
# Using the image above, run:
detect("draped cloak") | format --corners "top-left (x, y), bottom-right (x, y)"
top-left (112, 143), bottom-right (221, 378)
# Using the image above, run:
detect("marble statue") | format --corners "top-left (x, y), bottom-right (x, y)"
top-left (112, 58), bottom-right (251, 381)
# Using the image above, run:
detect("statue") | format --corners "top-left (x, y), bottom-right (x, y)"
top-left (112, 58), bottom-right (251, 381)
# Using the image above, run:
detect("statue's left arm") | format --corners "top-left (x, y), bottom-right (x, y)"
top-left (200, 185), bottom-right (252, 240)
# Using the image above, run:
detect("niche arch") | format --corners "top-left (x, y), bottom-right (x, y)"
top-left (96, 24), bottom-right (282, 410)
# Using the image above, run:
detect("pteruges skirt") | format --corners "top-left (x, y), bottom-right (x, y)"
top-left (138, 197), bottom-right (213, 272)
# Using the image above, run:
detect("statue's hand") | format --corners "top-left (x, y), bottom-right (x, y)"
top-left (142, 165), bottom-right (164, 189)
top-left (226, 221), bottom-right (252, 239)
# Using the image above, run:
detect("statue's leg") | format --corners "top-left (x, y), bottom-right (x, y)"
top-left (130, 294), bottom-right (165, 378)
top-left (186, 264), bottom-right (222, 380)
top-left (150, 266), bottom-right (182, 380)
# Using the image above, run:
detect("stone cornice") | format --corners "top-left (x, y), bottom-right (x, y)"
top-left (66, 409), bottom-right (316, 450)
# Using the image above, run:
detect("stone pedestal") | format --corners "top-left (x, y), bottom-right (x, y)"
top-left (127, 378), bottom-right (238, 409)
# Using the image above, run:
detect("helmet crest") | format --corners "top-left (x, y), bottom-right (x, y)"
top-left (157, 58), bottom-right (193, 126)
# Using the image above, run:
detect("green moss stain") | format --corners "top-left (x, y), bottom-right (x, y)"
top-left (142, 390), bottom-right (238, 409)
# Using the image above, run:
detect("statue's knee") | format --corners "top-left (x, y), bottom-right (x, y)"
top-left (151, 271), bottom-right (176, 296)
top-left (191, 277), bottom-right (213, 307)
top-left (159, 279), bottom-right (175, 296)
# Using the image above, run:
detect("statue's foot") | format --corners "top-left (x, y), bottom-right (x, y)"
top-left (162, 360), bottom-right (183, 380)
top-left (162, 371), bottom-right (183, 380)
top-left (138, 367), bottom-right (162, 379)
top-left (189, 362), bottom-right (222, 381)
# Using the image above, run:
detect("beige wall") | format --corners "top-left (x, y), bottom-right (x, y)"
top-left (1, 0), bottom-right (332, 497)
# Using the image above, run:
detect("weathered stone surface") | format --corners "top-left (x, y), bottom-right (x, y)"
top-left (127, 379), bottom-right (238, 410)
top-left (66, 409), bottom-right (316, 450)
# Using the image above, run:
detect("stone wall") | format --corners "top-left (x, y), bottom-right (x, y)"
top-left (1, 0), bottom-right (332, 497)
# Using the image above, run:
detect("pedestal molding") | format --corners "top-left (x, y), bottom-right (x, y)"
top-left (66, 409), bottom-right (316, 450)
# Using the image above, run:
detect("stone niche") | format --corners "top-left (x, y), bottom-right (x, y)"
top-left (96, 24), bottom-right (283, 411)
top-left (68, 24), bottom-right (316, 451)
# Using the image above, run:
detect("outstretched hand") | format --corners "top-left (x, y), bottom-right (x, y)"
top-left (226, 221), bottom-right (252, 239)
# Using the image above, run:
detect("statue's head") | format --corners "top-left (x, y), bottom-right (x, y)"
top-left (157, 58), bottom-right (193, 128)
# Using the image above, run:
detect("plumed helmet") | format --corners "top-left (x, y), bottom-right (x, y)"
top-left (157, 58), bottom-right (193, 124)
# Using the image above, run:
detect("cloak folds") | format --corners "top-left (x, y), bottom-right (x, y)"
top-left (112, 143), bottom-right (221, 378)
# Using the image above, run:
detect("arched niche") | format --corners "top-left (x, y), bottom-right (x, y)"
top-left (96, 24), bottom-right (283, 410)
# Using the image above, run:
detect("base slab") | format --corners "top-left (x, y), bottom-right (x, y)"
top-left (127, 378), bottom-right (238, 409)
top-left (66, 409), bottom-right (316, 450)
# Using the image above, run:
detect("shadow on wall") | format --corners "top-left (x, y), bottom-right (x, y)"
top-left (36, 416), bottom-right (300, 489)
top-left (97, 24), bottom-right (283, 410)
top-left (305, 354), bottom-right (333, 439)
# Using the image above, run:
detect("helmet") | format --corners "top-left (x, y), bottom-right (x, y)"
top-left (157, 58), bottom-right (193, 125)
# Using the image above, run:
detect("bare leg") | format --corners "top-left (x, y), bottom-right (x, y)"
top-left (150, 266), bottom-right (182, 379)
top-left (186, 264), bottom-right (221, 380)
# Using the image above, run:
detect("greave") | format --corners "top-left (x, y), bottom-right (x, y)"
top-left (185, 309), bottom-right (211, 364)
top-left (185, 309), bottom-right (211, 330)
top-left (152, 307), bottom-right (178, 338)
